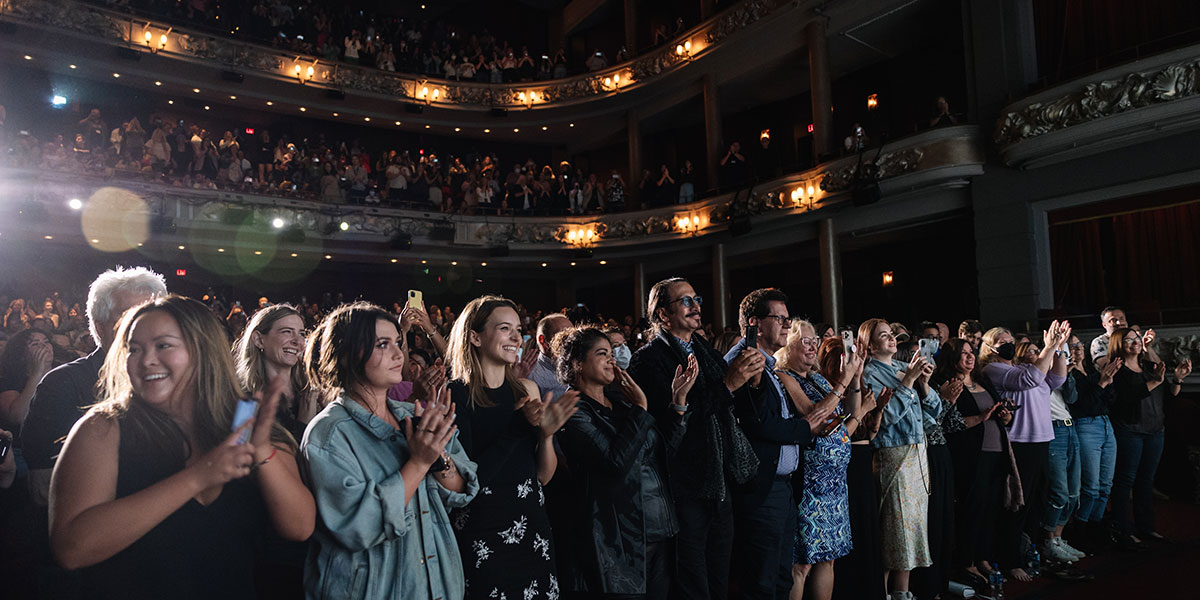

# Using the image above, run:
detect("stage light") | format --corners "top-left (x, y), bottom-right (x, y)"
top-left (67, 198), bottom-right (83, 210)
top-left (51, 95), bottom-right (67, 107)
top-left (271, 217), bottom-right (285, 229)
top-left (339, 221), bottom-right (349, 231)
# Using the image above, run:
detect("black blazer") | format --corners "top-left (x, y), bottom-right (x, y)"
top-left (627, 332), bottom-right (724, 498)
top-left (725, 341), bottom-right (814, 510)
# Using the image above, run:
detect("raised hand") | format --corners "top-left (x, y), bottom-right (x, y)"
top-left (1098, 357), bottom-right (1123, 387)
top-left (672, 354), bottom-right (699, 407)
top-left (248, 370), bottom-right (288, 460)
top-left (1150, 361), bottom-right (1167, 382)
top-left (515, 393), bottom-right (545, 428)
top-left (1175, 358), bottom-right (1193, 383)
top-left (859, 385), bottom-right (877, 414)
top-left (28, 343), bottom-right (52, 377)
top-left (403, 393), bottom-right (456, 470)
top-left (804, 399), bottom-right (836, 433)
top-left (192, 425), bottom-right (258, 488)
top-left (939, 379), bottom-right (964, 404)
top-left (513, 346), bottom-right (539, 379)
top-left (615, 367), bottom-right (648, 410)
top-left (1142, 328), bottom-right (1156, 347)
top-left (1042, 320), bottom-right (1061, 349)
top-left (725, 348), bottom-right (765, 391)
top-left (412, 358), bottom-right (448, 403)
top-left (539, 390), bottom-right (579, 437)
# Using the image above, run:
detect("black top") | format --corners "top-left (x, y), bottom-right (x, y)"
top-left (1111, 367), bottom-right (1164, 433)
top-left (22, 349), bottom-right (104, 470)
top-left (81, 414), bottom-right (266, 600)
top-left (1066, 369), bottom-right (1115, 419)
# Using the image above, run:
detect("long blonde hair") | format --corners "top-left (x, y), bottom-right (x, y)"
top-left (775, 318), bottom-right (814, 369)
top-left (977, 326), bottom-right (1012, 367)
top-left (234, 304), bottom-right (308, 401)
top-left (93, 295), bottom-right (295, 462)
top-left (447, 295), bottom-right (527, 408)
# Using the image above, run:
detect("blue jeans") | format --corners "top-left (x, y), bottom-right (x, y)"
top-left (1073, 416), bottom-right (1116, 523)
top-left (1041, 421), bottom-right (1080, 530)
top-left (1110, 425), bottom-right (1165, 535)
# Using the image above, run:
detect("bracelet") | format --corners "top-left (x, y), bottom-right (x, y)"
top-left (848, 415), bottom-right (862, 426)
top-left (254, 448), bottom-right (277, 469)
top-left (846, 387), bottom-right (861, 394)
top-left (671, 403), bottom-right (689, 414)
top-left (435, 453), bottom-right (455, 478)
top-left (830, 389), bottom-right (845, 400)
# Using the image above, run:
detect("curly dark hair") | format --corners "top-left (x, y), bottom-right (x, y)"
top-left (552, 326), bottom-right (611, 386)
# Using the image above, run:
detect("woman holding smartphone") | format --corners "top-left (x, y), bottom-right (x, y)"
top-left (446, 295), bottom-right (577, 599)
top-left (302, 302), bottom-right (478, 600)
top-left (858, 318), bottom-right (942, 600)
top-left (49, 295), bottom-right (314, 599)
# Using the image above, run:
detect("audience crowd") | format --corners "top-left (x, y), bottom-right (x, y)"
top-left (0, 106), bottom-right (722, 214)
top-left (0, 267), bottom-right (1194, 600)
top-left (90, 0), bottom-right (692, 81)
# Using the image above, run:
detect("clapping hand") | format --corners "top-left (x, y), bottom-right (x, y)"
top-left (514, 346), bottom-right (539, 379)
top-left (526, 390), bottom-right (579, 438)
top-left (248, 370), bottom-right (288, 461)
top-left (1174, 358), bottom-right (1193, 383)
top-left (1150, 361), bottom-right (1167, 382)
top-left (671, 354), bottom-right (699, 407)
top-left (1098, 357), bottom-right (1123, 387)
top-left (412, 358), bottom-right (448, 404)
top-left (615, 367), bottom-right (648, 410)
top-left (940, 379), bottom-right (964, 404)
top-left (1142, 328), bottom-right (1156, 347)
top-left (403, 389), bottom-right (457, 470)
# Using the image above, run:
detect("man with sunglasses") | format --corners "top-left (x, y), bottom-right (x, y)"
top-left (628, 277), bottom-right (764, 600)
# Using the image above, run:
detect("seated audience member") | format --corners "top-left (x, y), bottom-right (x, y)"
top-left (48, 295), bottom-right (314, 599)
top-left (557, 326), bottom-right (692, 598)
top-left (302, 302), bottom-right (477, 599)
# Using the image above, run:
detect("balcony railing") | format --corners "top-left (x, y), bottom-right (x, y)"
top-left (0, 0), bottom-right (784, 109)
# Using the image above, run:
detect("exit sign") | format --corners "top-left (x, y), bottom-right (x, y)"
top-left (176, 269), bottom-right (187, 277)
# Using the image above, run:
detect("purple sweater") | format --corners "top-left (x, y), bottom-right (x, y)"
top-left (982, 362), bottom-right (1066, 444)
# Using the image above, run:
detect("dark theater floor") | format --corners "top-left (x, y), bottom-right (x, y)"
top-left (1003, 498), bottom-right (1197, 599)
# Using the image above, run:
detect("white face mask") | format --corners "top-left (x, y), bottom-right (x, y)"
top-left (613, 344), bottom-right (632, 369)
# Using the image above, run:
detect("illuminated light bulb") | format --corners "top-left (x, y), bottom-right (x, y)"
top-left (192, 88), bottom-right (200, 93)
top-left (432, 88), bottom-right (440, 100)
top-left (518, 92), bottom-right (526, 102)
top-left (676, 44), bottom-right (684, 55)
top-left (294, 65), bottom-right (301, 74)
top-left (613, 73), bottom-right (620, 84)
top-left (339, 221), bottom-right (349, 231)
top-left (145, 31), bottom-right (153, 42)
top-left (420, 86), bottom-right (428, 98)
top-left (807, 184), bottom-right (815, 198)
top-left (112, 73), bottom-right (120, 78)
top-left (691, 215), bottom-right (700, 226)
top-left (604, 77), bottom-right (612, 87)
top-left (160, 34), bottom-right (168, 47)
top-left (306, 65), bottom-right (314, 78)
top-left (684, 40), bottom-right (692, 51)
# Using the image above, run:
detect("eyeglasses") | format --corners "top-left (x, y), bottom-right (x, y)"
top-left (758, 314), bottom-right (789, 325)
top-left (798, 336), bottom-right (820, 347)
top-left (1068, 342), bottom-right (1083, 349)
top-left (668, 295), bottom-right (703, 308)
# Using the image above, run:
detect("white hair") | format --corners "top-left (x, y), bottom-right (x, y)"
top-left (87, 266), bottom-right (167, 344)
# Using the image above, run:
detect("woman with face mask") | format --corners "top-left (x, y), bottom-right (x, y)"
top-left (603, 327), bottom-right (633, 369)
top-left (556, 326), bottom-right (693, 598)
top-left (979, 322), bottom-right (1071, 582)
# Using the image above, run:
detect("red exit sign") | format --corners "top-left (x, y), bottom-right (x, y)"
top-left (176, 269), bottom-right (187, 277)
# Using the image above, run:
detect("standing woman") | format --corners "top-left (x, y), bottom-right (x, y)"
top-left (302, 302), bottom-right (477, 599)
top-left (774, 325), bottom-right (868, 600)
top-left (556, 326), bottom-right (694, 599)
top-left (1106, 327), bottom-right (1176, 548)
top-left (1065, 335), bottom-right (1120, 552)
top-left (979, 322), bottom-right (1070, 581)
top-left (235, 304), bottom-right (320, 443)
top-left (930, 338), bottom-right (1011, 587)
top-left (48, 295), bottom-right (314, 599)
top-left (858, 318), bottom-right (942, 600)
top-left (446, 295), bottom-right (577, 600)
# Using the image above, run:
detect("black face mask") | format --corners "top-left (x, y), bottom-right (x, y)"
top-left (996, 342), bottom-right (1017, 361)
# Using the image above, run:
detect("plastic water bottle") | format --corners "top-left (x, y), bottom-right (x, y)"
top-left (988, 563), bottom-right (1005, 600)
top-left (1028, 544), bottom-right (1042, 577)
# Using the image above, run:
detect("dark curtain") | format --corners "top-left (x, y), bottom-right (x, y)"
top-left (1049, 219), bottom-right (1108, 314)
top-left (1033, 0), bottom-right (1200, 84)
top-left (1111, 202), bottom-right (1200, 320)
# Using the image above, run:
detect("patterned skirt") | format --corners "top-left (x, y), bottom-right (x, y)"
top-left (875, 443), bottom-right (932, 571)
top-left (793, 427), bottom-right (853, 564)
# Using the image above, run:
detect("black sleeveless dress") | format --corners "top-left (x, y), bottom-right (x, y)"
top-left (80, 420), bottom-right (266, 600)
top-left (450, 381), bottom-right (559, 600)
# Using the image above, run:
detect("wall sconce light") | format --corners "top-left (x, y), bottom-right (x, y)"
top-left (676, 214), bottom-right (702, 235)
top-left (867, 93), bottom-right (879, 110)
top-left (294, 61), bottom-right (317, 84)
top-left (566, 227), bottom-right (598, 248)
top-left (160, 32), bottom-right (169, 50)
top-left (882, 271), bottom-right (894, 287)
top-left (760, 129), bottom-right (770, 143)
top-left (142, 26), bottom-right (170, 53)
top-left (675, 40), bottom-right (693, 58)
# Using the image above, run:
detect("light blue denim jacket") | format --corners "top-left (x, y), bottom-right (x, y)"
top-left (863, 358), bottom-right (942, 448)
top-left (301, 394), bottom-right (479, 600)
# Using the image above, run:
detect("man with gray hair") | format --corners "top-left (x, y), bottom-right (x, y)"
top-left (22, 266), bottom-right (166, 505)
top-left (528, 312), bottom-right (573, 403)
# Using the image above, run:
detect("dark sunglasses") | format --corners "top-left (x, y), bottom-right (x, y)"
top-left (668, 295), bottom-right (704, 308)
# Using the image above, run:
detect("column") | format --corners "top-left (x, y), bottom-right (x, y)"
top-left (818, 218), bottom-right (843, 330)
top-left (627, 110), bottom-right (642, 210)
top-left (702, 74), bottom-right (722, 192)
top-left (633, 261), bottom-right (647, 320)
top-left (624, 0), bottom-right (638, 56)
top-left (806, 19), bottom-right (834, 162)
top-left (712, 243), bottom-right (729, 333)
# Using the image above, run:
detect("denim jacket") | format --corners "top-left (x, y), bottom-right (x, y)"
top-left (302, 394), bottom-right (479, 600)
top-left (863, 358), bottom-right (942, 448)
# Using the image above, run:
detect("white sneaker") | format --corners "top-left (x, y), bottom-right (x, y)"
top-left (1043, 537), bottom-right (1077, 563)
top-left (1059, 537), bottom-right (1086, 560)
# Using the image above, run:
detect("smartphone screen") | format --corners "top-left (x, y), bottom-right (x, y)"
top-left (407, 289), bottom-right (423, 310)
top-left (918, 338), bottom-right (939, 360)
top-left (232, 398), bottom-right (258, 444)
top-left (745, 325), bottom-right (758, 349)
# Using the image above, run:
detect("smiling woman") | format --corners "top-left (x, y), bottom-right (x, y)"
top-left (235, 304), bottom-right (319, 442)
top-left (47, 295), bottom-right (315, 600)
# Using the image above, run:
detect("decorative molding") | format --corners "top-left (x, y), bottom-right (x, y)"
top-left (820, 148), bottom-right (924, 192)
top-left (996, 55), bottom-right (1200, 148)
top-left (1, 0), bottom-right (786, 109)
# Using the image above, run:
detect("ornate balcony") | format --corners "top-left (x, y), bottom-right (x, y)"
top-left (995, 43), bottom-right (1200, 169)
top-left (1, 125), bottom-right (984, 264)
